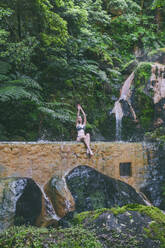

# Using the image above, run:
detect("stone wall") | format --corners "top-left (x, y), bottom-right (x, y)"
top-left (0, 142), bottom-right (151, 191)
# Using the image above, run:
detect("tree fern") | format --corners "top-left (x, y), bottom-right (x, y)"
top-left (0, 86), bottom-right (40, 103)
top-left (38, 101), bottom-right (75, 123)
top-left (0, 74), bottom-right (42, 104)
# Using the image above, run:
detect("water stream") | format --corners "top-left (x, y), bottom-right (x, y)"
top-left (113, 101), bottom-right (123, 141)
top-left (39, 185), bottom-right (61, 221)
top-left (111, 72), bottom-right (135, 140)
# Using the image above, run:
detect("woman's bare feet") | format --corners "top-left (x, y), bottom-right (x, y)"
top-left (89, 150), bottom-right (93, 156)
top-left (87, 149), bottom-right (93, 156)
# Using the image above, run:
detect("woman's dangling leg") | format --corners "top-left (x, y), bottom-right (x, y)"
top-left (85, 133), bottom-right (93, 155)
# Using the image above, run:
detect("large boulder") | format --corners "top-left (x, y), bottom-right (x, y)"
top-left (44, 175), bottom-right (75, 218)
top-left (0, 177), bottom-right (42, 232)
top-left (65, 165), bottom-right (145, 213)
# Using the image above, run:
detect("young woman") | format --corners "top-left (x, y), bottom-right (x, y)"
top-left (76, 104), bottom-right (93, 156)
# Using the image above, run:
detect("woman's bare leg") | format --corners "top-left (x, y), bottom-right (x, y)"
top-left (86, 133), bottom-right (90, 154)
top-left (84, 134), bottom-right (93, 155)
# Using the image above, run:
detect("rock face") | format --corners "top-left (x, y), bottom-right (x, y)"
top-left (140, 142), bottom-right (165, 210)
top-left (65, 165), bottom-right (145, 213)
top-left (0, 177), bottom-right (42, 232)
top-left (44, 175), bottom-right (75, 218)
top-left (110, 48), bottom-right (165, 141)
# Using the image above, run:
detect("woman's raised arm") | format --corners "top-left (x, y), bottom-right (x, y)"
top-left (80, 105), bottom-right (87, 125)
top-left (76, 104), bottom-right (81, 125)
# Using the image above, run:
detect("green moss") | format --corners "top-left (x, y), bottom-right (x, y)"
top-left (73, 211), bottom-right (94, 224)
top-left (148, 48), bottom-right (165, 57)
top-left (0, 225), bottom-right (102, 248)
top-left (123, 204), bottom-right (165, 222)
top-left (159, 48), bottom-right (165, 53)
top-left (74, 208), bottom-right (113, 225)
top-left (75, 204), bottom-right (165, 223)
top-left (122, 59), bottom-right (138, 72)
top-left (133, 62), bottom-right (154, 129)
top-left (145, 127), bottom-right (165, 142)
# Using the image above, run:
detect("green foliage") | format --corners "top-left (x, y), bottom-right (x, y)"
top-left (1, 37), bottom-right (38, 73)
top-left (0, 74), bottom-right (41, 103)
top-left (0, 0), bottom-right (165, 140)
top-left (0, 225), bottom-right (102, 248)
top-left (135, 62), bottom-right (152, 86)
top-left (105, 0), bottom-right (141, 14)
top-left (133, 62), bottom-right (154, 129)
top-left (145, 127), bottom-right (165, 142)
top-left (152, 0), bottom-right (165, 9)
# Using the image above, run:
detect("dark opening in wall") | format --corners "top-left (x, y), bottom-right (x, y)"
top-left (119, 162), bottom-right (132, 176)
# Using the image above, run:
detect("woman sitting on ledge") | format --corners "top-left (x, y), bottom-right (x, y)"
top-left (76, 104), bottom-right (93, 156)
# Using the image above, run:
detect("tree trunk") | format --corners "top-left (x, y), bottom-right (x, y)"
top-left (140, 0), bottom-right (144, 15)
top-left (17, 1), bottom-right (21, 40)
top-left (156, 7), bottom-right (162, 29)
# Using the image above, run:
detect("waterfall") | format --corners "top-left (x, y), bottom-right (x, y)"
top-left (111, 72), bottom-right (135, 140)
top-left (114, 101), bottom-right (123, 141)
top-left (39, 186), bottom-right (61, 221)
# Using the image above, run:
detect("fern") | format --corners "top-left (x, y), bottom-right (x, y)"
top-left (0, 86), bottom-right (40, 104)
top-left (6, 77), bottom-right (42, 91)
top-left (0, 74), bottom-right (9, 82)
top-left (38, 106), bottom-right (75, 123)
top-left (0, 74), bottom-right (42, 104)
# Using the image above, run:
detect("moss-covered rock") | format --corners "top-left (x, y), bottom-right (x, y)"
top-left (122, 59), bottom-right (138, 74)
top-left (73, 204), bottom-right (165, 247)
top-left (134, 62), bottom-right (152, 88)
top-left (131, 62), bottom-right (154, 130)
top-left (148, 48), bottom-right (165, 64)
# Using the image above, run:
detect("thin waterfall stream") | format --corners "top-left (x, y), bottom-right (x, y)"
top-left (113, 101), bottom-right (123, 141)
top-left (39, 185), bottom-right (61, 221)
top-left (111, 72), bottom-right (135, 140)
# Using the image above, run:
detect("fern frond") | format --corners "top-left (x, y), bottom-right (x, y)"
top-left (6, 77), bottom-right (42, 91)
top-left (38, 107), bottom-right (74, 123)
top-left (43, 101), bottom-right (72, 109)
top-left (0, 86), bottom-right (40, 104)
top-left (0, 74), bottom-right (10, 82)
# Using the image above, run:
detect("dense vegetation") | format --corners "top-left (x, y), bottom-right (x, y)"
top-left (0, 0), bottom-right (165, 141)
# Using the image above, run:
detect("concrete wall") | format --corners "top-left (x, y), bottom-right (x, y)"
top-left (0, 142), bottom-right (151, 191)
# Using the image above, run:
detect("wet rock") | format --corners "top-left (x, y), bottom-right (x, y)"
top-left (148, 48), bottom-right (165, 63)
top-left (65, 165), bottom-right (145, 213)
top-left (0, 177), bottom-right (42, 232)
top-left (122, 59), bottom-right (138, 74)
top-left (35, 191), bottom-right (58, 228)
top-left (44, 175), bottom-right (75, 218)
